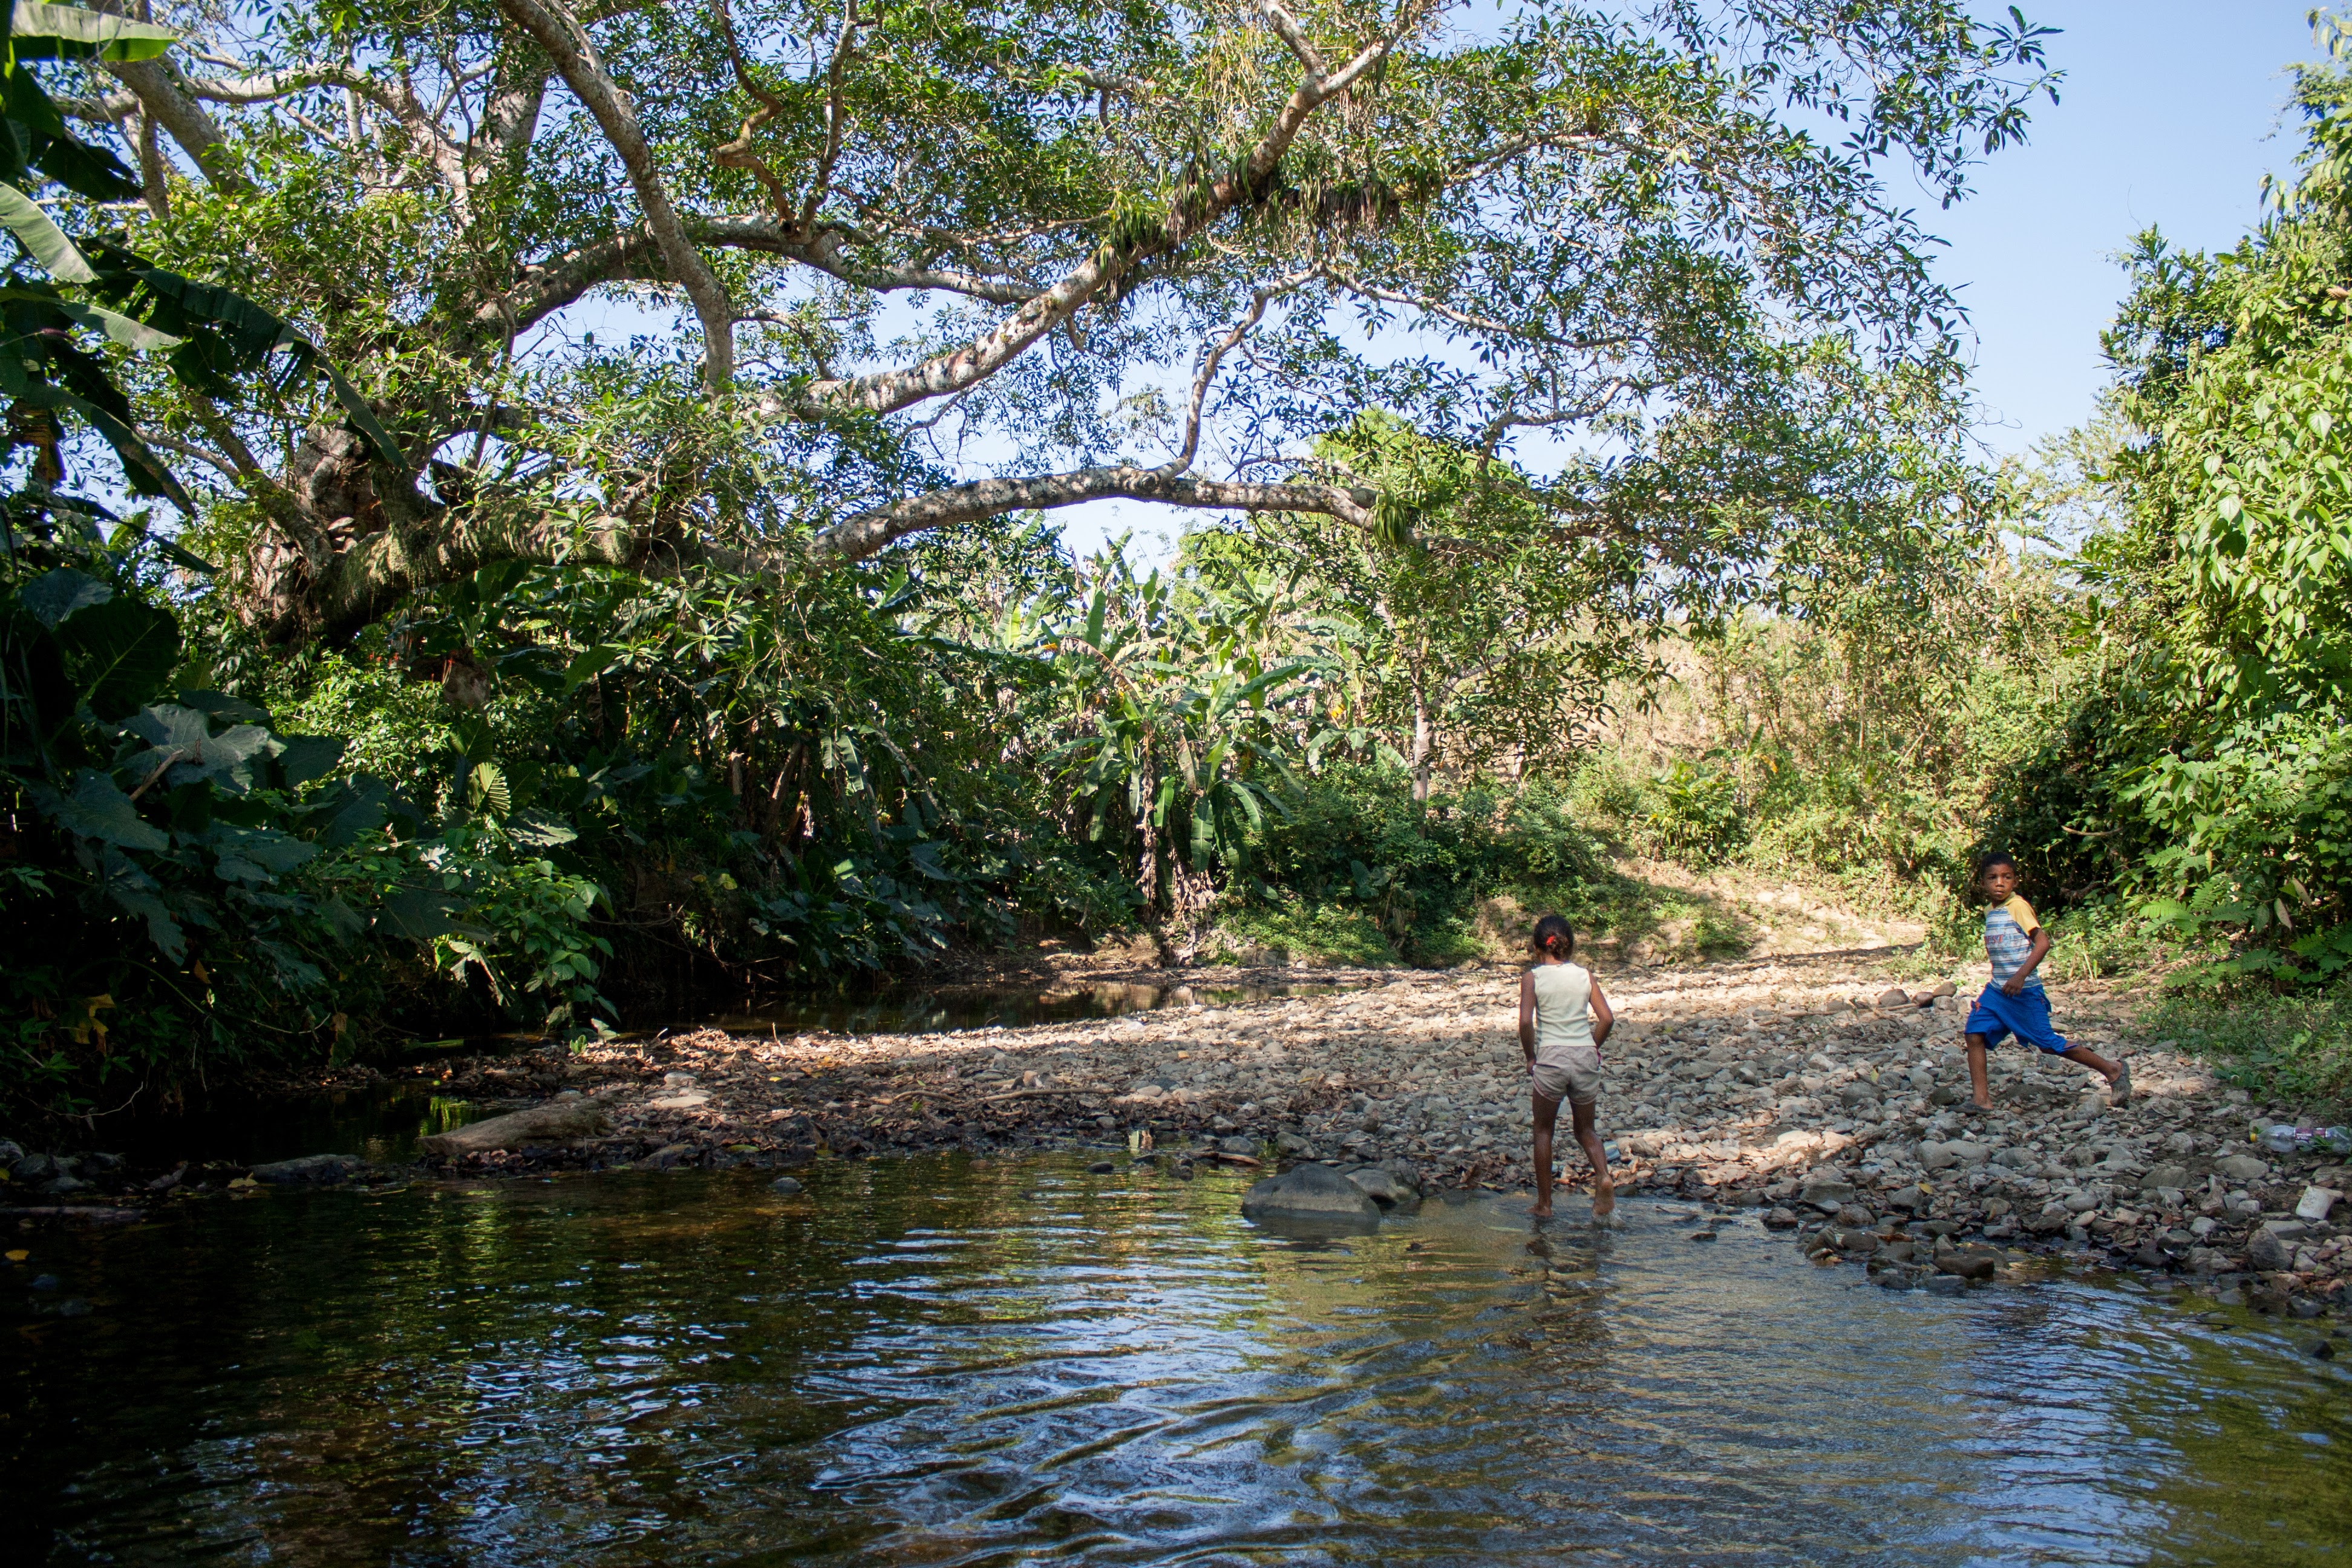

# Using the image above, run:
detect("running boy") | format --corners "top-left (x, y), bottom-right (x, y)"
top-left (1518, 913), bottom-right (1615, 1220)
top-left (1963, 853), bottom-right (2128, 1111)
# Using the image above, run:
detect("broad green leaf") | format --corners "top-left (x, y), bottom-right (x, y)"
top-left (211, 824), bottom-right (318, 880)
top-left (274, 734), bottom-right (346, 788)
top-left (507, 807), bottom-right (578, 848)
top-left (16, 564), bottom-right (108, 627)
top-left (56, 298), bottom-right (181, 351)
top-left (0, 178), bottom-right (90, 279)
top-left (55, 593), bottom-right (178, 718)
top-left (8, 2), bottom-right (177, 61)
top-left (30, 769), bottom-right (169, 850)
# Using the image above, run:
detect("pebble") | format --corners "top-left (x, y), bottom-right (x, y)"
top-left (769, 1175), bottom-right (804, 1194)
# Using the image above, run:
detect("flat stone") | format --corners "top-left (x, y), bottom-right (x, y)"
top-left (1240, 1163), bottom-right (1381, 1227)
top-left (2296, 1186), bottom-right (2340, 1221)
top-left (648, 1091), bottom-right (711, 1111)
top-left (769, 1175), bottom-right (804, 1194)
top-left (1088, 1160), bottom-right (1116, 1174)
top-left (2140, 1163), bottom-right (2192, 1192)
top-left (1875, 987), bottom-right (1910, 1008)
top-left (1937, 1252), bottom-right (1997, 1281)
top-left (419, 1097), bottom-right (611, 1155)
top-left (2216, 1154), bottom-right (2270, 1183)
top-left (662, 1071), bottom-right (698, 1087)
top-left (249, 1153), bottom-right (363, 1185)
top-left (1925, 1274), bottom-right (1968, 1296)
top-left (1763, 1207), bottom-right (1800, 1229)
top-left (1218, 1136), bottom-right (1259, 1157)
top-left (1800, 1180), bottom-right (1855, 1213)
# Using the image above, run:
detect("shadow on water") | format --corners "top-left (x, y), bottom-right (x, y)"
top-left (5, 1154), bottom-right (2348, 1566)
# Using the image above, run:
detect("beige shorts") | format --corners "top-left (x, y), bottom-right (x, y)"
top-left (1530, 1052), bottom-right (1600, 1107)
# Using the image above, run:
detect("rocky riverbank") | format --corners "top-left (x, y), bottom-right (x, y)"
top-left (6, 952), bottom-right (2344, 1318)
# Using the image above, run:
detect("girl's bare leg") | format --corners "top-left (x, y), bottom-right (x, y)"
top-left (1572, 1097), bottom-right (1613, 1218)
top-left (1531, 1088), bottom-right (1561, 1218)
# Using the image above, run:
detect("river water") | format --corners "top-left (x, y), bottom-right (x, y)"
top-left (6, 1154), bottom-right (2347, 1566)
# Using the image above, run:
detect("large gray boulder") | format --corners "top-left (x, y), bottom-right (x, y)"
top-left (418, 1095), bottom-right (609, 1156)
top-left (249, 1153), bottom-right (362, 1184)
top-left (1343, 1165), bottom-right (1420, 1210)
top-left (1241, 1163), bottom-right (1382, 1227)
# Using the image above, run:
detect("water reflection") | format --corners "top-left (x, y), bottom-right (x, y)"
top-left (5, 1158), bottom-right (2346, 1566)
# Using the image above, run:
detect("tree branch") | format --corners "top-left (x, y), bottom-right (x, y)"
top-left (799, 13), bottom-right (1412, 417)
top-left (808, 466), bottom-right (1380, 564)
top-left (495, 0), bottom-right (734, 391)
top-left (1165, 269), bottom-right (1312, 472)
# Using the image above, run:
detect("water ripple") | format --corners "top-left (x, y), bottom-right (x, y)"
top-left (5, 1156), bottom-right (2347, 1566)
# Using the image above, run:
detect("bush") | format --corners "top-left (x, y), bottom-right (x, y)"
top-left (1230, 768), bottom-right (1638, 962)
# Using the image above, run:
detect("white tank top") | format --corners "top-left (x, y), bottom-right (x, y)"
top-left (1530, 962), bottom-right (1596, 1065)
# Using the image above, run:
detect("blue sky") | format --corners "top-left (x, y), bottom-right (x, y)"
top-left (1938, 0), bottom-right (2326, 457)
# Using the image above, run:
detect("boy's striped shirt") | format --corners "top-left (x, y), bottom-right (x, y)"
top-left (1985, 895), bottom-right (2043, 991)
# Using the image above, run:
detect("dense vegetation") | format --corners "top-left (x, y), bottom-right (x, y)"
top-left (2, 0), bottom-right (2058, 1117)
top-left (13, 1), bottom-right (2351, 1120)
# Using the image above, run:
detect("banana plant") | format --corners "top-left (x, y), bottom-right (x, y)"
top-left (1039, 549), bottom-right (1304, 921)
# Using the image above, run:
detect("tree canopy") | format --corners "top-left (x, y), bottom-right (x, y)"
top-left (57, 0), bottom-right (2052, 644)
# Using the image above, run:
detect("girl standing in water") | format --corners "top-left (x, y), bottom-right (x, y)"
top-left (1518, 913), bottom-right (1615, 1220)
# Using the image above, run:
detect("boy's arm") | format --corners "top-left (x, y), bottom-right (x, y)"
top-left (1518, 972), bottom-right (1537, 1062)
top-left (2003, 927), bottom-right (2053, 995)
top-left (1589, 979), bottom-right (1614, 1053)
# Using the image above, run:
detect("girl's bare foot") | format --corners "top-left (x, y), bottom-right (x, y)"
top-left (1591, 1180), bottom-right (1615, 1220)
top-left (1969, 1097), bottom-right (1994, 1112)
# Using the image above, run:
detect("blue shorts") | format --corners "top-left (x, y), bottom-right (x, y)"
top-left (1965, 984), bottom-right (2069, 1054)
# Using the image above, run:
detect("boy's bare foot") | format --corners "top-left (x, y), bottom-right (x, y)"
top-left (1592, 1180), bottom-right (1615, 1220)
top-left (2109, 1061), bottom-right (2131, 1105)
top-left (1530, 1203), bottom-right (1552, 1220)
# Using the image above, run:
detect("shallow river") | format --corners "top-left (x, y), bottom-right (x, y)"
top-left (7, 1155), bottom-right (2348, 1566)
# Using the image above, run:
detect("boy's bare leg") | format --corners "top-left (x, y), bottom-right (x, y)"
top-left (1531, 1088), bottom-right (1560, 1218)
top-left (1571, 1097), bottom-right (1613, 1218)
top-left (2059, 1044), bottom-right (2126, 1095)
top-left (1965, 1033), bottom-right (1993, 1111)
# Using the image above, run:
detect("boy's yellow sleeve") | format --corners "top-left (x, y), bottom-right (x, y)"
top-left (2005, 895), bottom-right (2041, 934)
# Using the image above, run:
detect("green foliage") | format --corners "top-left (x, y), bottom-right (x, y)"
top-left (1642, 758), bottom-right (1749, 867)
top-left (1233, 767), bottom-right (1630, 963)
top-left (2141, 987), bottom-right (2352, 1104)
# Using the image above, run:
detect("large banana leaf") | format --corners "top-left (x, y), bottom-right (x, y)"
top-left (7, 2), bottom-right (175, 62)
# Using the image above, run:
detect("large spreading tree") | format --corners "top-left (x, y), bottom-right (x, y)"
top-left (42, 0), bottom-right (2053, 648)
